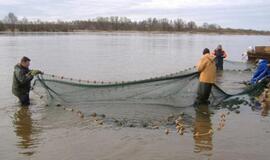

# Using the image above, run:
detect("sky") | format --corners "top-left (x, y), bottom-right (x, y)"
top-left (0, 0), bottom-right (269, 30)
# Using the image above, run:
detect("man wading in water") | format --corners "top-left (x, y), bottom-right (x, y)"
top-left (195, 48), bottom-right (217, 105)
top-left (212, 44), bottom-right (227, 70)
top-left (12, 56), bottom-right (42, 106)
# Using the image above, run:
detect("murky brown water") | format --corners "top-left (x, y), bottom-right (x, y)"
top-left (1, 32), bottom-right (270, 160)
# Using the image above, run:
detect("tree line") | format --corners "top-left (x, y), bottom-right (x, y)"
top-left (0, 12), bottom-right (269, 35)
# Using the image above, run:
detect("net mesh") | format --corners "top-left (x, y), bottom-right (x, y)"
top-left (31, 60), bottom-right (268, 127)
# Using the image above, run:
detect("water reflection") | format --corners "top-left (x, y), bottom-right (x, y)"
top-left (193, 104), bottom-right (213, 156)
top-left (261, 101), bottom-right (270, 117)
top-left (13, 107), bottom-right (41, 156)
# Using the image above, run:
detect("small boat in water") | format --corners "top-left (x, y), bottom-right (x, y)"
top-left (247, 46), bottom-right (270, 61)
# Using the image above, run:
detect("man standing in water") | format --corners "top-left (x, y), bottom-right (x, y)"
top-left (12, 56), bottom-right (42, 106)
top-left (212, 44), bottom-right (227, 70)
top-left (196, 48), bottom-right (217, 104)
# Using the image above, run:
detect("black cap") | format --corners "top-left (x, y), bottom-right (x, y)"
top-left (203, 48), bottom-right (210, 55)
top-left (21, 56), bottom-right (31, 63)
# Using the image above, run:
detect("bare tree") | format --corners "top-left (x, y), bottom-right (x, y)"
top-left (0, 21), bottom-right (6, 31)
top-left (0, 13), bottom-right (268, 35)
top-left (4, 12), bottom-right (18, 24)
top-left (174, 19), bottom-right (185, 31)
top-left (3, 12), bottom-right (18, 31)
top-left (202, 22), bottom-right (209, 29)
top-left (187, 21), bottom-right (197, 30)
top-left (21, 17), bottom-right (29, 24)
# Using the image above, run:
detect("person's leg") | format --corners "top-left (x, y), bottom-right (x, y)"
top-left (19, 93), bottom-right (30, 106)
top-left (203, 83), bottom-right (212, 100)
top-left (196, 82), bottom-right (212, 104)
top-left (220, 60), bottom-right (224, 70)
top-left (197, 82), bottom-right (204, 102)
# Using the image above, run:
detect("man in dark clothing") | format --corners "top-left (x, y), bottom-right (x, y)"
top-left (212, 44), bottom-right (228, 70)
top-left (12, 56), bottom-right (42, 106)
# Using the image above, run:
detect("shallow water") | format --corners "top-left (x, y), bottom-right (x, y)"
top-left (0, 32), bottom-right (270, 160)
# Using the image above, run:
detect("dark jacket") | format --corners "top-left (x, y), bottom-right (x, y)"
top-left (212, 49), bottom-right (227, 70)
top-left (12, 64), bottom-right (33, 97)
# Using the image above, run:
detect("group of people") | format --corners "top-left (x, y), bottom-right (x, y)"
top-left (196, 45), bottom-right (270, 104)
top-left (12, 44), bottom-right (270, 107)
top-left (196, 45), bottom-right (227, 104)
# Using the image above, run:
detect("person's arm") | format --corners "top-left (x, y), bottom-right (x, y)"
top-left (223, 51), bottom-right (228, 58)
top-left (252, 63), bottom-right (264, 79)
top-left (254, 68), bottom-right (268, 83)
top-left (252, 64), bottom-right (268, 83)
top-left (197, 57), bottom-right (206, 72)
top-left (14, 68), bottom-right (33, 85)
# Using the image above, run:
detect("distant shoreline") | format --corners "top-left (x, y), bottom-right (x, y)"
top-left (0, 30), bottom-right (269, 36)
top-left (2, 15), bottom-right (269, 36)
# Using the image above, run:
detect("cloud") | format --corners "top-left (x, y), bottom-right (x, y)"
top-left (0, 0), bottom-right (269, 30)
top-left (0, 0), bottom-right (23, 5)
top-left (132, 0), bottom-right (266, 9)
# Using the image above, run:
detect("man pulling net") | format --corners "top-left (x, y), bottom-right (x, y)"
top-left (12, 56), bottom-right (43, 106)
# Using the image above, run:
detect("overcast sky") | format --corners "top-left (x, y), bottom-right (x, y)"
top-left (0, 0), bottom-right (269, 30)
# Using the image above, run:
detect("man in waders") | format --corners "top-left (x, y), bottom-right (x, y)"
top-left (196, 48), bottom-right (217, 104)
top-left (12, 56), bottom-right (42, 106)
top-left (212, 44), bottom-right (227, 70)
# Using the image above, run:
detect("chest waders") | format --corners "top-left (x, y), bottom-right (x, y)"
top-left (215, 50), bottom-right (224, 70)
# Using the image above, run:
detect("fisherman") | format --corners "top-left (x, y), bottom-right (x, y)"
top-left (251, 59), bottom-right (270, 84)
top-left (212, 44), bottom-right (228, 70)
top-left (196, 48), bottom-right (217, 104)
top-left (12, 56), bottom-right (43, 106)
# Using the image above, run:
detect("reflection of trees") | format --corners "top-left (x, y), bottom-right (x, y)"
top-left (193, 105), bottom-right (213, 156)
top-left (261, 102), bottom-right (270, 117)
top-left (13, 107), bottom-right (40, 156)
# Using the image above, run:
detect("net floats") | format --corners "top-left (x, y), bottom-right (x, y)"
top-left (235, 110), bottom-right (240, 114)
top-left (56, 103), bottom-right (62, 107)
top-left (100, 114), bottom-right (106, 118)
top-left (76, 111), bottom-right (84, 119)
top-left (64, 107), bottom-right (74, 112)
top-left (94, 119), bottom-right (104, 125)
top-left (175, 116), bottom-right (185, 135)
top-left (165, 128), bottom-right (170, 135)
top-left (151, 126), bottom-right (159, 129)
top-left (194, 129), bottom-right (213, 137)
top-left (90, 112), bottom-right (97, 117)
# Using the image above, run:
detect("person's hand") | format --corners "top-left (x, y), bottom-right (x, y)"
top-left (36, 70), bottom-right (44, 75)
top-left (30, 70), bottom-right (43, 76)
top-left (267, 64), bottom-right (270, 67)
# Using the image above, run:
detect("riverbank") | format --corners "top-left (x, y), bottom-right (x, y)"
top-left (1, 29), bottom-right (270, 36)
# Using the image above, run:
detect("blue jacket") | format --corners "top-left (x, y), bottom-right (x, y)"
top-left (251, 59), bottom-right (270, 84)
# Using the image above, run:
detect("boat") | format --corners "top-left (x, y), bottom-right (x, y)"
top-left (247, 46), bottom-right (270, 61)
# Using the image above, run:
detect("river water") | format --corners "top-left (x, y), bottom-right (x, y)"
top-left (0, 32), bottom-right (270, 160)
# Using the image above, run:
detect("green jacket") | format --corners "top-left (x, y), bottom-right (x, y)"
top-left (12, 64), bottom-right (33, 97)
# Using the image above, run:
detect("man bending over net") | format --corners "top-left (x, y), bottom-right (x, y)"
top-left (250, 59), bottom-right (270, 85)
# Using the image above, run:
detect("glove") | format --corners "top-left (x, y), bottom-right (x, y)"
top-left (30, 70), bottom-right (43, 76)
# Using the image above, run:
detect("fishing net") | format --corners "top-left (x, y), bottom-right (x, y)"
top-left (31, 60), bottom-right (266, 127)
